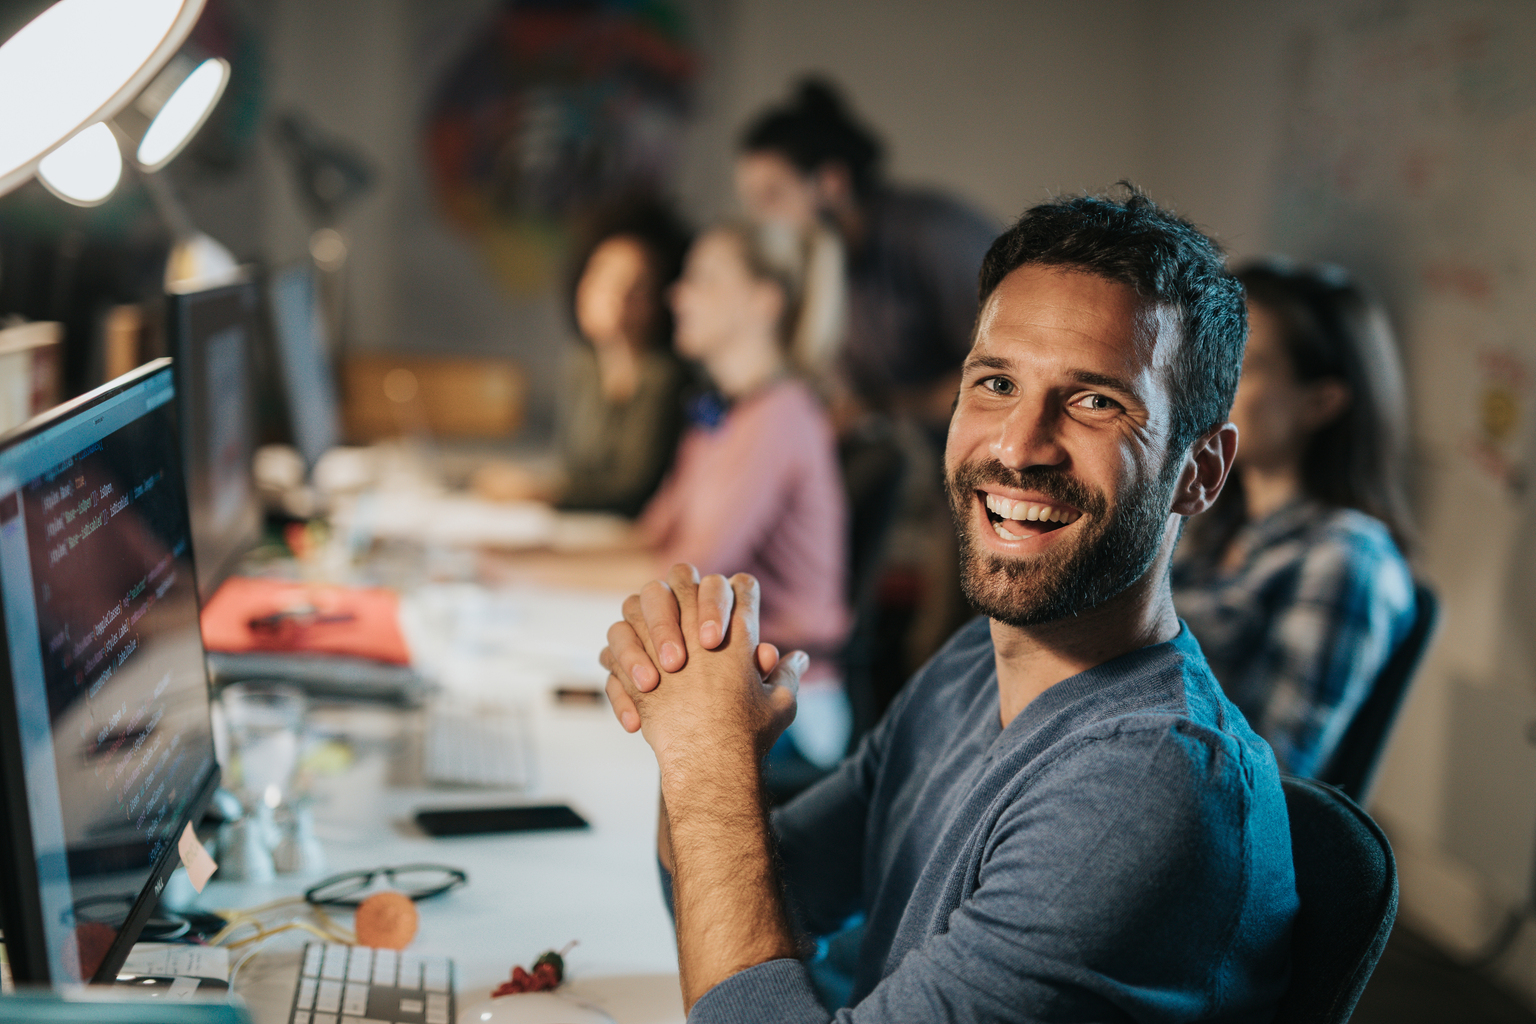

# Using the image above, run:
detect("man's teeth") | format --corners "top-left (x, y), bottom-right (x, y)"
top-left (984, 493), bottom-right (1080, 525)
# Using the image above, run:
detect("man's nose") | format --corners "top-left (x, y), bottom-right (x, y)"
top-left (992, 395), bottom-right (1068, 470)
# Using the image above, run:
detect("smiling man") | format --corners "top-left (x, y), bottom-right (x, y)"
top-left (601, 187), bottom-right (1299, 1023)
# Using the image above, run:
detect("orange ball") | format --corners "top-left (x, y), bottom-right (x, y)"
top-left (354, 891), bottom-right (419, 950)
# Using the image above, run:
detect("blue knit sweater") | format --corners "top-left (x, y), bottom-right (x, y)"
top-left (688, 617), bottom-right (1298, 1023)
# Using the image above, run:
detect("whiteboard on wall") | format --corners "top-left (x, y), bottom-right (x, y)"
top-left (1266, 0), bottom-right (1536, 689)
top-left (1263, 0), bottom-right (1536, 909)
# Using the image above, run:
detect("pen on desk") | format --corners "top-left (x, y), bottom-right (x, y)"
top-left (554, 686), bottom-right (606, 705)
top-left (247, 607), bottom-right (357, 631)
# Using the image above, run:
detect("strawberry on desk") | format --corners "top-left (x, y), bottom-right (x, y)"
top-left (492, 942), bottom-right (576, 997)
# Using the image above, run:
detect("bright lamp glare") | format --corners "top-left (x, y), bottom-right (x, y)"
top-left (37, 123), bottom-right (123, 205)
top-left (0, 0), bottom-right (186, 186)
top-left (137, 57), bottom-right (229, 170)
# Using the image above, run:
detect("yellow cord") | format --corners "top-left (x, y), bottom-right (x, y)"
top-left (207, 897), bottom-right (355, 950)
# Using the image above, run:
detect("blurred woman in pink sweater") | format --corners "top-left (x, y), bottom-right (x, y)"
top-left (638, 221), bottom-right (852, 765)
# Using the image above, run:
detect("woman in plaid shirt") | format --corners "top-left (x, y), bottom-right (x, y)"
top-left (1173, 261), bottom-right (1416, 777)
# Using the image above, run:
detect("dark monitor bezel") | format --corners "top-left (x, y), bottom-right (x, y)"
top-left (0, 359), bottom-right (221, 986)
top-left (164, 277), bottom-right (263, 604)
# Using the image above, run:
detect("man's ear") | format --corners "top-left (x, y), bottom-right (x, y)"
top-left (1170, 422), bottom-right (1238, 517)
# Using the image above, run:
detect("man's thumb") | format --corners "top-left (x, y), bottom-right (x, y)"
top-left (766, 650), bottom-right (808, 703)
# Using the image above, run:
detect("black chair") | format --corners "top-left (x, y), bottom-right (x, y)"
top-left (1318, 583), bottom-right (1439, 804)
top-left (1274, 775), bottom-right (1398, 1024)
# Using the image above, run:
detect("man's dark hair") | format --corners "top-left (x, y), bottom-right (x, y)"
top-left (977, 184), bottom-right (1247, 458)
top-left (739, 78), bottom-right (884, 200)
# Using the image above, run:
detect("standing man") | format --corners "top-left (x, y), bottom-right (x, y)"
top-left (602, 187), bottom-right (1298, 1023)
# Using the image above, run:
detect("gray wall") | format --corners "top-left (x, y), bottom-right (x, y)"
top-left (679, 0), bottom-right (1155, 223)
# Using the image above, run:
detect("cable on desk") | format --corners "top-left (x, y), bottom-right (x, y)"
top-left (225, 941), bottom-right (268, 991)
top-left (207, 895), bottom-right (356, 950)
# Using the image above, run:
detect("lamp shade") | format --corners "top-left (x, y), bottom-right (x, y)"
top-left (36, 121), bottom-right (121, 205)
top-left (0, 0), bottom-right (206, 198)
top-left (123, 53), bottom-right (230, 171)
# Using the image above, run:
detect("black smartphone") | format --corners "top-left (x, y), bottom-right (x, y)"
top-left (414, 803), bottom-right (590, 837)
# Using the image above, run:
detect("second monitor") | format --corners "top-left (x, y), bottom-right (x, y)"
top-left (267, 265), bottom-right (341, 472)
top-left (165, 279), bottom-right (263, 601)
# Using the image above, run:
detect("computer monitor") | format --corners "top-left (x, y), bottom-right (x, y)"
top-left (165, 280), bottom-right (263, 601)
top-left (0, 360), bottom-right (220, 986)
top-left (267, 266), bottom-right (341, 470)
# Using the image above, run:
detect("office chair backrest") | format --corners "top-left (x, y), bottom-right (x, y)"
top-left (1273, 775), bottom-right (1397, 1024)
top-left (1319, 583), bottom-right (1439, 804)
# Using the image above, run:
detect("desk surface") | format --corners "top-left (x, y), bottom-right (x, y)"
top-left (200, 582), bottom-right (684, 1024)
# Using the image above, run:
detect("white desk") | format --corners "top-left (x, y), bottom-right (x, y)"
top-left (199, 583), bottom-right (684, 1024)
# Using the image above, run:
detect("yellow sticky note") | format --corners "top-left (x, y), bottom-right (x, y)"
top-left (178, 822), bottom-right (217, 893)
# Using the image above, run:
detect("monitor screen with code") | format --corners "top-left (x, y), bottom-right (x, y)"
top-left (0, 362), bottom-right (218, 985)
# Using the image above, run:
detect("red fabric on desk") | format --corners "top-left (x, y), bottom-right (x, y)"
top-left (199, 576), bottom-right (411, 665)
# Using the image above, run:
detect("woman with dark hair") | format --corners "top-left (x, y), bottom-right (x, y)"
top-left (735, 78), bottom-right (996, 429)
top-left (1173, 260), bottom-right (1417, 777)
top-left (476, 197), bottom-right (692, 517)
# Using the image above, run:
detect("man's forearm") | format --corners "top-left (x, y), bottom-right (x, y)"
top-left (662, 752), bottom-right (798, 1011)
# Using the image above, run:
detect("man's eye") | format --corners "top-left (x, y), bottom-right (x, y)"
top-left (1074, 393), bottom-right (1119, 412)
top-left (981, 377), bottom-right (1015, 395)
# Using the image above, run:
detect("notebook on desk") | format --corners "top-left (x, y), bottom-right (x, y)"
top-left (200, 577), bottom-right (429, 705)
top-left (200, 577), bottom-right (412, 664)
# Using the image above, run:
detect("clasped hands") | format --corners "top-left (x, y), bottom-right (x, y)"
top-left (598, 563), bottom-right (807, 772)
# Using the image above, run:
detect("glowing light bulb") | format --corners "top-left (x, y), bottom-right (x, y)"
top-left (137, 57), bottom-right (229, 170)
top-left (37, 123), bottom-right (122, 206)
top-left (0, 0), bottom-right (190, 191)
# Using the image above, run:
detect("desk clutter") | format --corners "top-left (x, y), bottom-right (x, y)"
top-left (285, 944), bottom-right (618, 1024)
top-left (0, 350), bottom-right (674, 1019)
top-left (254, 441), bottom-right (630, 556)
top-left (121, 942), bottom-right (229, 981)
top-left (201, 578), bottom-right (431, 705)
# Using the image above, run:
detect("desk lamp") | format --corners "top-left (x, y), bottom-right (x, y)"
top-left (0, 0), bottom-right (217, 206)
top-left (274, 112), bottom-right (377, 355)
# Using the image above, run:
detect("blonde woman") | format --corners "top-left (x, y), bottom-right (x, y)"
top-left (638, 221), bottom-right (851, 766)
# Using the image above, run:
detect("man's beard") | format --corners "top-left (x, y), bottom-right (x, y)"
top-left (946, 458), bottom-right (1175, 628)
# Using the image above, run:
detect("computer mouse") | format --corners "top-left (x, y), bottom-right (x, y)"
top-left (456, 991), bottom-right (615, 1024)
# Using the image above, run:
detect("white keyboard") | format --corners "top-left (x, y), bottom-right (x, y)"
top-left (423, 704), bottom-right (532, 789)
top-left (289, 942), bottom-right (455, 1024)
